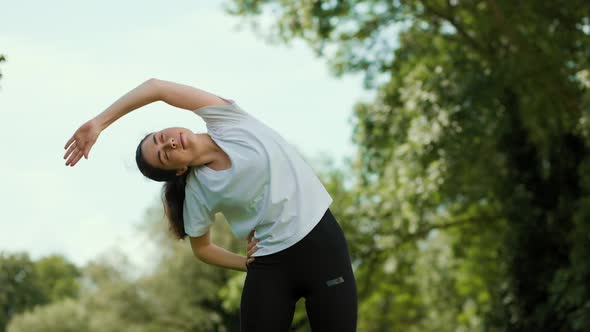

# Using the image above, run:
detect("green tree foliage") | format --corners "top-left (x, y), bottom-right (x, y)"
top-left (34, 256), bottom-right (80, 302)
top-left (0, 253), bottom-right (46, 332)
top-left (7, 299), bottom-right (89, 332)
top-left (122, 208), bottom-right (243, 332)
top-left (227, 1), bottom-right (590, 331)
top-left (8, 204), bottom-right (244, 332)
top-left (0, 54), bottom-right (5, 82)
top-left (0, 253), bottom-right (80, 332)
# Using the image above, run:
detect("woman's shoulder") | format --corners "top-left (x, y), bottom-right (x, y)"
top-left (194, 98), bottom-right (250, 121)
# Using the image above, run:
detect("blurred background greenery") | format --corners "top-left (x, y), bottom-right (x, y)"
top-left (2, 0), bottom-right (589, 331)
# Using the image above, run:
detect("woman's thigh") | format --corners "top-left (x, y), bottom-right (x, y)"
top-left (240, 264), bottom-right (298, 332)
top-left (304, 265), bottom-right (358, 331)
top-left (299, 210), bottom-right (358, 331)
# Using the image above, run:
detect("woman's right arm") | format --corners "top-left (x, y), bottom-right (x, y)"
top-left (63, 78), bottom-right (228, 166)
top-left (190, 229), bottom-right (258, 272)
top-left (190, 230), bottom-right (247, 272)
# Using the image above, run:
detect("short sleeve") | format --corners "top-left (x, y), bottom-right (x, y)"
top-left (192, 99), bottom-right (250, 129)
top-left (183, 187), bottom-right (214, 237)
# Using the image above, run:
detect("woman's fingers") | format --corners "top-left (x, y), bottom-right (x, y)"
top-left (64, 136), bottom-right (75, 150)
top-left (71, 150), bottom-right (84, 166)
top-left (247, 243), bottom-right (259, 257)
top-left (247, 238), bottom-right (259, 254)
top-left (65, 149), bottom-right (77, 166)
top-left (64, 129), bottom-right (97, 164)
top-left (246, 257), bottom-right (255, 265)
top-left (66, 148), bottom-right (84, 166)
top-left (64, 139), bottom-right (84, 164)
top-left (63, 140), bottom-right (95, 165)
top-left (64, 141), bottom-right (77, 160)
top-left (247, 239), bottom-right (257, 251)
top-left (246, 230), bottom-right (259, 257)
top-left (64, 119), bottom-right (98, 164)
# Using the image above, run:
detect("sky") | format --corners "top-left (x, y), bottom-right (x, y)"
top-left (0, 0), bottom-right (371, 271)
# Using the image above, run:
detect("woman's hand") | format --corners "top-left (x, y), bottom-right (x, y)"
top-left (64, 118), bottom-right (102, 166)
top-left (246, 230), bottom-right (259, 266)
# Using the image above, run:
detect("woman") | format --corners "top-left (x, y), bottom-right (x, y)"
top-left (64, 78), bottom-right (357, 331)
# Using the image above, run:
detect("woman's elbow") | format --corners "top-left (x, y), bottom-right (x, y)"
top-left (189, 232), bottom-right (212, 262)
top-left (145, 77), bottom-right (159, 84)
top-left (193, 252), bottom-right (204, 262)
top-left (143, 78), bottom-right (163, 100)
top-left (145, 78), bottom-right (161, 91)
top-left (192, 245), bottom-right (211, 263)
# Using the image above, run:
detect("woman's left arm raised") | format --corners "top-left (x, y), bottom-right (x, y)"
top-left (63, 78), bottom-right (227, 166)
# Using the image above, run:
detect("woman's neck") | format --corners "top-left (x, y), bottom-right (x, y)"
top-left (190, 133), bottom-right (230, 169)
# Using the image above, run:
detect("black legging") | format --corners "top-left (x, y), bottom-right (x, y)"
top-left (241, 209), bottom-right (358, 331)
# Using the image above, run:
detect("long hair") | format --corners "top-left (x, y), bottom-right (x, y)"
top-left (135, 134), bottom-right (188, 240)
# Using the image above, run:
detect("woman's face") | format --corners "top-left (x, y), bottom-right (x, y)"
top-left (141, 127), bottom-right (197, 172)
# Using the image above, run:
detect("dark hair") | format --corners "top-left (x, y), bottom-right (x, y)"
top-left (135, 134), bottom-right (188, 240)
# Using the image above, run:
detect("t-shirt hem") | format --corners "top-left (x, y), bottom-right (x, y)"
top-left (250, 197), bottom-right (333, 257)
top-left (184, 226), bottom-right (209, 238)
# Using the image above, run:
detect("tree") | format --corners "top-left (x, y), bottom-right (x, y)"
top-left (6, 299), bottom-right (89, 332)
top-left (0, 253), bottom-right (46, 332)
top-left (34, 255), bottom-right (80, 303)
top-left (7, 203), bottom-right (244, 332)
top-left (0, 253), bottom-right (81, 332)
top-left (0, 54), bottom-right (5, 83)
top-left (227, 1), bottom-right (590, 331)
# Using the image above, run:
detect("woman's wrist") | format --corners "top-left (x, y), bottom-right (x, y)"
top-left (93, 112), bottom-right (111, 131)
top-left (234, 255), bottom-right (248, 272)
top-left (243, 256), bottom-right (249, 272)
top-left (196, 244), bottom-right (251, 272)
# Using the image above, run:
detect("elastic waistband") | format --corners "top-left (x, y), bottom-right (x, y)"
top-left (255, 208), bottom-right (337, 260)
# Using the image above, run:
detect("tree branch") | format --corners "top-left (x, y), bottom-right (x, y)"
top-left (384, 214), bottom-right (500, 253)
top-left (485, 0), bottom-right (529, 54)
top-left (421, 1), bottom-right (489, 56)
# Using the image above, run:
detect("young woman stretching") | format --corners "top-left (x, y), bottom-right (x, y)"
top-left (64, 79), bottom-right (358, 331)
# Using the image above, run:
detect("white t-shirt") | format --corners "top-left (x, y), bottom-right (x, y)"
top-left (182, 100), bottom-right (333, 256)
